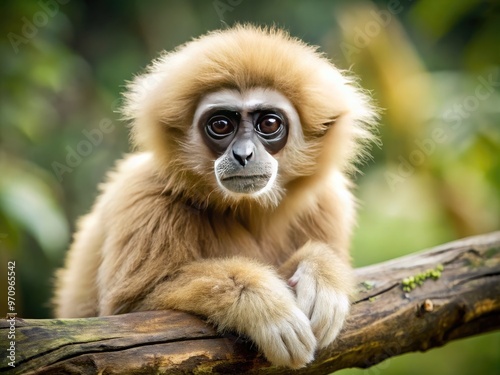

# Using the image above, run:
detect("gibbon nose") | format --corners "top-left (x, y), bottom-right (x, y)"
top-left (232, 140), bottom-right (255, 167)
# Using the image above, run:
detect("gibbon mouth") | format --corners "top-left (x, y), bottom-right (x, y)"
top-left (220, 174), bottom-right (272, 194)
top-left (222, 174), bottom-right (270, 181)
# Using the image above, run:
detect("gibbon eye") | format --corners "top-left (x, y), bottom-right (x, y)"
top-left (256, 114), bottom-right (283, 137)
top-left (206, 116), bottom-right (235, 139)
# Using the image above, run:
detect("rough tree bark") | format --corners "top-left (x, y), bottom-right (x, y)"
top-left (2, 232), bottom-right (500, 375)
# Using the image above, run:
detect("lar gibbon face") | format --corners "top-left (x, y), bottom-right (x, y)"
top-left (193, 88), bottom-right (301, 197)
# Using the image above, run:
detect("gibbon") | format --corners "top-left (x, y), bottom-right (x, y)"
top-left (54, 25), bottom-right (377, 368)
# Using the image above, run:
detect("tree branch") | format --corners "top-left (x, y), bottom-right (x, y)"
top-left (2, 232), bottom-right (500, 375)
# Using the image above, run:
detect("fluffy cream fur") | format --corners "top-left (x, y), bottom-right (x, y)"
top-left (53, 25), bottom-right (377, 369)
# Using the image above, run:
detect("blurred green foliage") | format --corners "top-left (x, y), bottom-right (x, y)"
top-left (0, 0), bottom-right (498, 374)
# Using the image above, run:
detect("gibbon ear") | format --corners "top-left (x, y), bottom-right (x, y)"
top-left (315, 117), bottom-right (339, 137)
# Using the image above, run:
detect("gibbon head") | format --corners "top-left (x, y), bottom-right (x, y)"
top-left (123, 25), bottom-right (376, 208)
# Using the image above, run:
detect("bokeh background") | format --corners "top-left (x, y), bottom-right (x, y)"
top-left (1, 0), bottom-right (499, 374)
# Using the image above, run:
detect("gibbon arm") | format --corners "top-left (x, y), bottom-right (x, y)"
top-left (136, 257), bottom-right (316, 368)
